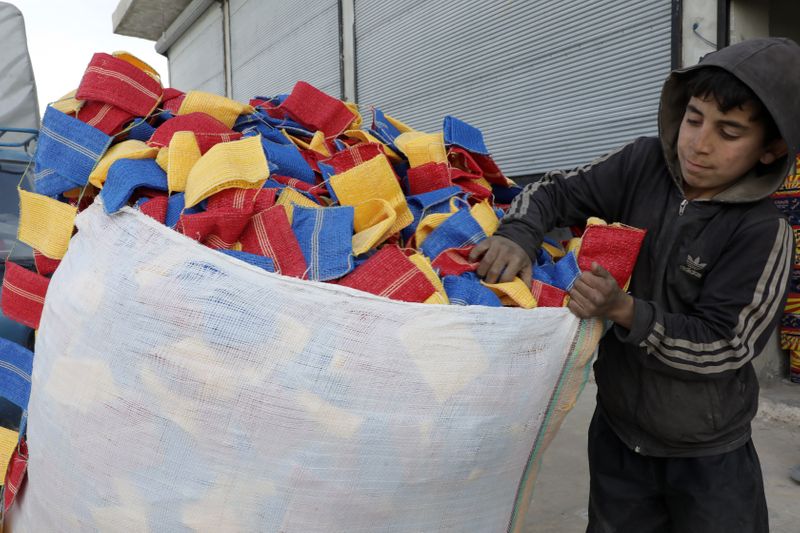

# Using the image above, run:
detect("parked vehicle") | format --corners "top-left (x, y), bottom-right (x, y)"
top-left (0, 1), bottom-right (40, 429)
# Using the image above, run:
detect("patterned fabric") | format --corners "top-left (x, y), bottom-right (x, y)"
top-left (76, 52), bottom-right (163, 116)
top-left (76, 100), bottom-right (134, 136)
top-left (482, 277), bottom-right (537, 309)
top-left (421, 206), bottom-right (487, 261)
top-left (239, 205), bottom-right (308, 278)
top-left (533, 250), bottom-right (581, 291)
top-left (443, 272), bottom-right (502, 307)
top-left (183, 135), bottom-right (269, 208)
top-left (101, 159), bottom-right (168, 214)
top-left (88, 139), bottom-right (157, 188)
top-left (138, 196), bottom-right (169, 224)
top-left (291, 205), bottom-right (355, 281)
top-left (577, 223), bottom-right (646, 290)
top-left (166, 131), bottom-right (201, 193)
top-left (280, 81), bottom-right (356, 138)
top-left (32, 250), bottom-right (61, 276)
top-left (431, 246), bottom-right (480, 277)
top-left (178, 90), bottom-right (255, 129)
top-left (36, 106), bottom-right (111, 187)
top-left (394, 131), bottom-right (447, 168)
top-left (531, 280), bottom-right (569, 308)
top-left (4, 438), bottom-right (27, 512)
top-left (443, 115), bottom-right (490, 155)
top-left (148, 112), bottom-right (242, 154)
top-left (407, 162), bottom-right (452, 195)
top-left (220, 250), bottom-right (276, 272)
top-left (338, 245), bottom-right (436, 303)
top-left (0, 337), bottom-right (33, 413)
top-left (178, 209), bottom-right (252, 250)
top-left (17, 190), bottom-right (78, 259)
top-left (1, 263), bottom-right (50, 330)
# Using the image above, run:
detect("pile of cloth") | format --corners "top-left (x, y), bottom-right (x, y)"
top-left (2, 50), bottom-right (646, 332)
top-left (771, 153), bottom-right (800, 383)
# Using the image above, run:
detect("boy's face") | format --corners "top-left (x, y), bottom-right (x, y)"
top-left (676, 95), bottom-right (786, 200)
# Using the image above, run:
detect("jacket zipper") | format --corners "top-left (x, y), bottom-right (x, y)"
top-left (679, 199), bottom-right (688, 216)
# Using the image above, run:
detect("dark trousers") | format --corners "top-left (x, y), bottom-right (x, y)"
top-left (586, 409), bottom-right (769, 533)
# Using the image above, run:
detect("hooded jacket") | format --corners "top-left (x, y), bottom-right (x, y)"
top-left (495, 38), bottom-right (800, 457)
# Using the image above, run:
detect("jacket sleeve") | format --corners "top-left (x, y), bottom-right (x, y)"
top-left (494, 139), bottom-right (639, 260)
top-left (616, 216), bottom-right (793, 377)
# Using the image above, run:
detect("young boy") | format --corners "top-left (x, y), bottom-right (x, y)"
top-left (471, 38), bottom-right (800, 532)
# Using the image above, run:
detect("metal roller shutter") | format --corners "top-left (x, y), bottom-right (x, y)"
top-left (355, 0), bottom-right (672, 176)
top-left (168, 2), bottom-right (225, 94)
top-left (229, 0), bottom-right (341, 101)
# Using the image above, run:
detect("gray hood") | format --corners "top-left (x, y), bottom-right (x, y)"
top-left (659, 37), bottom-right (800, 203)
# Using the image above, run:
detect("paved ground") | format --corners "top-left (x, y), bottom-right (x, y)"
top-left (524, 379), bottom-right (800, 533)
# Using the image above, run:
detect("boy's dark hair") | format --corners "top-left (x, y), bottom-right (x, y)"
top-left (685, 67), bottom-right (781, 144)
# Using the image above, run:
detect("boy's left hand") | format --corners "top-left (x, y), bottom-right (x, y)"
top-left (568, 262), bottom-right (634, 329)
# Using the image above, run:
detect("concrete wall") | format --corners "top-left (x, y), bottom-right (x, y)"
top-left (682, 0), bottom-right (717, 67)
top-left (730, 0), bottom-right (770, 44)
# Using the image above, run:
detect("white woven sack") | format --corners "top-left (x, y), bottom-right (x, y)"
top-left (8, 202), bottom-right (601, 532)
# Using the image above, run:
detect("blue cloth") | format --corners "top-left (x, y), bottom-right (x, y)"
top-left (370, 108), bottom-right (405, 152)
top-left (291, 205), bottom-right (354, 281)
top-left (101, 158), bottom-right (168, 214)
top-left (36, 106), bottom-right (111, 187)
top-left (402, 186), bottom-right (463, 242)
top-left (317, 162), bottom-right (339, 204)
top-left (0, 338), bottom-right (34, 410)
top-left (221, 250), bottom-right (276, 272)
top-left (248, 127), bottom-right (315, 184)
top-left (533, 251), bottom-right (581, 291)
top-left (127, 118), bottom-right (156, 142)
top-left (33, 164), bottom-right (76, 197)
top-left (443, 273), bottom-right (502, 307)
top-left (333, 139), bottom-right (348, 152)
top-left (242, 108), bottom-right (311, 137)
top-left (443, 115), bottom-right (490, 155)
top-left (420, 206), bottom-right (487, 260)
top-left (492, 184), bottom-right (523, 205)
top-left (165, 192), bottom-right (203, 228)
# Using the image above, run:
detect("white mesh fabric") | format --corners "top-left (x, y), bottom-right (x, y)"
top-left (8, 202), bottom-right (601, 532)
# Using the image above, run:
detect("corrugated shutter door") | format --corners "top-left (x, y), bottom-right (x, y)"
top-left (355, 0), bottom-right (672, 176)
top-left (229, 0), bottom-right (341, 101)
top-left (168, 3), bottom-right (225, 94)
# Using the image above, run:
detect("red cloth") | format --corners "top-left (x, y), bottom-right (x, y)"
top-left (338, 245), bottom-right (436, 302)
top-left (76, 53), bottom-right (163, 117)
top-left (531, 280), bottom-right (568, 307)
top-left (431, 246), bottom-right (479, 277)
top-left (280, 81), bottom-right (356, 138)
top-left (324, 144), bottom-right (384, 175)
top-left (240, 205), bottom-right (308, 278)
top-left (139, 196), bottom-right (169, 224)
top-left (33, 250), bottom-right (61, 276)
top-left (1, 262), bottom-right (50, 329)
top-left (407, 162), bottom-right (453, 195)
top-left (577, 224), bottom-right (646, 288)
top-left (161, 88), bottom-right (185, 114)
top-left (453, 176), bottom-right (493, 202)
top-left (3, 438), bottom-right (28, 512)
top-left (76, 101), bottom-right (134, 136)
top-left (271, 175), bottom-right (328, 204)
top-left (148, 112), bottom-right (241, 154)
top-left (178, 209), bottom-right (253, 250)
top-left (206, 188), bottom-right (277, 213)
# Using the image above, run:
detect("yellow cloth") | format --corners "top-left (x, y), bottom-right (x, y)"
top-left (414, 212), bottom-right (452, 247)
top-left (155, 146), bottom-right (169, 172)
top-left (542, 241), bottom-right (566, 261)
top-left (352, 198), bottom-right (396, 255)
top-left (283, 130), bottom-right (331, 157)
top-left (383, 112), bottom-right (413, 134)
top-left (342, 129), bottom-right (403, 162)
top-left (276, 188), bottom-right (321, 223)
top-left (394, 131), bottom-right (447, 168)
top-left (482, 278), bottom-right (537, 309)
top-left (0, 427), bottom-right (19, 487)
top-left (587, 217), bottom-right (607, 226)
top-left (89, 140), bottom-right (158, 188)
top-left (112, 51), bottom-right (162, 83)
top-left (344, 102), bottom-right (362, 130)
top-left (184, 135), bottom-right (269, 208)
top-left (18, 190), bottom-right (78, 259)
top-left (177, 91), bottom-right (255, 129)
top-left (565, 237), bottom-right (582, 255)
top-left (407, 253), bottom-right (449, 304)
top-left (470, 200), bottom-right (500, 237)
top-left (167, 131), bottom-right (201, 193)
top-left (51, 89), bottom-right (82, 115)
top-left (329, 155), bottom-right (412, 236)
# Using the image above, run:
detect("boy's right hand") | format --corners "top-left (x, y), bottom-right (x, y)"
top-left (469, 236), bottom-right (533, 285)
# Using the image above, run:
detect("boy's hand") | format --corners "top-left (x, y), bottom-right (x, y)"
top-left (470, 236), bottom-right (533, 285)
top-left (568, 262), bottom-right (634, 328)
